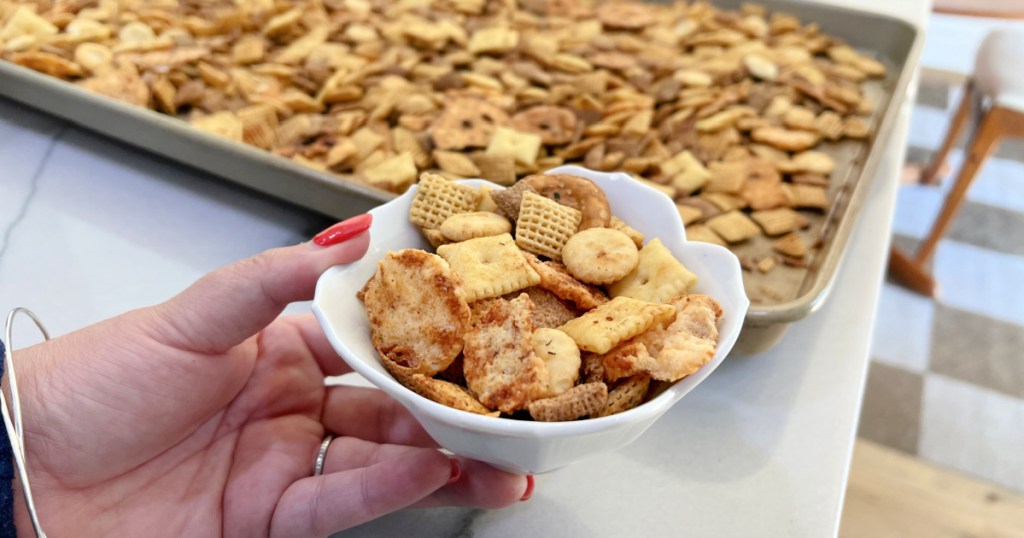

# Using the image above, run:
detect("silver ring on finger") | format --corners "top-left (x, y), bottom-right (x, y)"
top-left (314, 434), bottom-right (334, 476)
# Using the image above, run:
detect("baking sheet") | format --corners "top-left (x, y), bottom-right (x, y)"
top-left (0, 0), bottom-right (922, 354)
top-left (713, 0), bottom-right (922, 353)
top-left (0, 60), bottom-right (391, 218)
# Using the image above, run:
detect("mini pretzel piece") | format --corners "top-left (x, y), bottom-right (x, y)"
top-left (430, 98), bottom-right (510, 150)
top-left (522, 173), bottom-right (612, 230)
top-left (511, 106), bottom-right (579, 145)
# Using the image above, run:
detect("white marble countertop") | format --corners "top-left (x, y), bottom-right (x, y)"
top-left (0, 1), bottom-right (928, 535)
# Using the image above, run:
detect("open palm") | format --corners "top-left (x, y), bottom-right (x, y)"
top-left (12, 230), bottom-right (528, 537)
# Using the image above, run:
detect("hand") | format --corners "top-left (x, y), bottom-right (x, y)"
top-left (11, 215), bottom-right (531, 537)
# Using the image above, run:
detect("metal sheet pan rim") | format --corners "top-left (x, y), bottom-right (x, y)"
top-left (0, 0), bottom-right (923, 330)
top-left (0, 61), bottom-right (396, 212)
top-left (720, 0), bottom-right (924, 326)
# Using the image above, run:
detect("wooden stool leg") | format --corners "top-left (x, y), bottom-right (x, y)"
top-left (921, 82), bottom-right (975, 185)
top-left (888, 245), bottom-right (937, 296)
top-left (915, 107), bottom-right (1005, 265)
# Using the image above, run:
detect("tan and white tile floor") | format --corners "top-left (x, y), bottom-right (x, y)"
top-left (861, 67), bottom-right (1024, 491)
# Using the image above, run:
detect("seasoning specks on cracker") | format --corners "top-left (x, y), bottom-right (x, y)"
top-left (359, 174), bottom-right (725, 421)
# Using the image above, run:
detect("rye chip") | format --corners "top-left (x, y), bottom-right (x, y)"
top-left (523, 252), bottom-right (610, 311)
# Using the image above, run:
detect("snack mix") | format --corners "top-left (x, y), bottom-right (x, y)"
top-left (359, 172), bottom-right (724, 421)
top-left (1, 0), bottom-right (886, 282)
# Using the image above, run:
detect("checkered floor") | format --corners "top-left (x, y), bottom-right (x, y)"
top-left (859, 80), bottom-right (1024, 493)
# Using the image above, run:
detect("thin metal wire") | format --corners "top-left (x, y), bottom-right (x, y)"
top-left (2, 308), bottom-right (49, 538)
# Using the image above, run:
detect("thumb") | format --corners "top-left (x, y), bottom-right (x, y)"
top-left (154, 214), bottom-right (372, 353)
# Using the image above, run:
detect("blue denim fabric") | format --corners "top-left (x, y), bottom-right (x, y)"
top-left (0, 340), bottom-right (17, 537)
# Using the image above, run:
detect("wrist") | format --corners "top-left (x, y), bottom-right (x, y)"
top-left (0, 339), bottom-right (21, 537)
top-left (11, 478), bottom-right (33, 538)
top-left (1, 340), bottom-right (50, 538)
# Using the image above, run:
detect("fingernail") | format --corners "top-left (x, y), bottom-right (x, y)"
top-left (312, 214), bottom-right (372, 247)
top-left (447, 459), bottom-right (462, 485)
top-left (519, 475), bottom-right (534, 501)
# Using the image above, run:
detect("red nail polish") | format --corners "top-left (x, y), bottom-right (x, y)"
top-left (447, 459), bottom-right (462, 485)
top-left (519, 475), bottom-right (534, 501)
top-left (313, 214), bottom-right (372, 247)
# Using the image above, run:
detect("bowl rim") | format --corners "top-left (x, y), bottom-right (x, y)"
top-left (312, 168), bottom-right (749, 438)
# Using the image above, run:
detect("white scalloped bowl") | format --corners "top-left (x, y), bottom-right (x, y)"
top-left (313, 165), bottom-right (749, 474)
